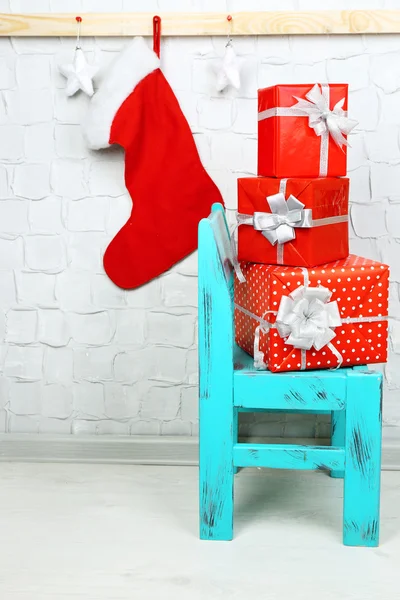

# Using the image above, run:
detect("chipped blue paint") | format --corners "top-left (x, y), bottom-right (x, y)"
top-left (331, 409), bottom-right (346, 478)
top-left (198, 204), bottom-right (382, 546)
top-left (233, 444), bottom-right (345, 470)
top-left (344, 371), bottom-right (382, 547)
top-left (233, 407), bottom-right (239, 475)
top-left (198, 206), bottom-right (234, 541)
top-left (234, 347), bottom-right (347, 410)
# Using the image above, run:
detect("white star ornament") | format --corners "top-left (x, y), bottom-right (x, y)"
top-left (59, 48), bottom-right (98, 97)
top-left (216, 42), bottom-right (241, 93)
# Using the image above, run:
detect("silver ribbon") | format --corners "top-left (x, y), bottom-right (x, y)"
top-left (235, 297), bottom-right (388, 370)
top-left (233, 304), bottom-right (277, 370)
top-left (235, 279), bottom-right (344, 371)
top-left (275, 284), bottom-right (342, 363)
top-left (237, 193), bottom-right (312, 246)
top-left (258, 83), bottom-right (358, 177)
top-left (293, 84), bottom-right (357, 151)
top-left (235, 280), bottom-right (344, 371)
top-left (234, 264), bottom-right (388, 370)
top-left (233, 177), bottom-right (348, 276)
top-left (253, 311), bottom-right (276, 370)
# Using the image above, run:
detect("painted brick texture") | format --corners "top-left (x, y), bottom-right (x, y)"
top-left (0, 0), bottom-right (398, 440)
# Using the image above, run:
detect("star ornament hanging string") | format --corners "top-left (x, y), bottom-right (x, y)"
top-left (215, 14), bottom-right (242, 93)
top-left (59, 16), bottom-right (98, 97)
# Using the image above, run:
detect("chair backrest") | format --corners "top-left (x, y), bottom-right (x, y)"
top-left (209, 205), bottom-right (234, 285)
top-left (198, 203), bottom-right (234, 307)
top-left (198, 203), bottom-right (235, 397)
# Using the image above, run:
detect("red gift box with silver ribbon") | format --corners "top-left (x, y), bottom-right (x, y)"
top-left (235, 176), bottom-right (349, 270)
top-left (258, 83), bottom-right (357, 178)
top-left (234, 255), bottom-right (389, 373)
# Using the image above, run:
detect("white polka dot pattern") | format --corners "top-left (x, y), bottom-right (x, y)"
top-left (234, 254), bottom-right (389, 373)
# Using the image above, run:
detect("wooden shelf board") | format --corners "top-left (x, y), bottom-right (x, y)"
top-left (0, 10), bottom-right (400, 37)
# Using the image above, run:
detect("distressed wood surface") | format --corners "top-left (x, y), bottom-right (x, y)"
top-left (198, 206), bottom-right (235, 541)
top-left (239, 407), bottom-right (331, 414)
top-left (198, 204), bottom-right (383, 546)
top-left (343, 371), bottom-right (382, 547)
top-left (1, 11), bottom-right (400, 36)
top-left (233, 406), bottom-right (239, 476)
top-left (234, 347), bottom-right (347, 411)
top-left (233, 443), bottom-right (345, 471)
top-left (331, 410), bottom-right (346, 479)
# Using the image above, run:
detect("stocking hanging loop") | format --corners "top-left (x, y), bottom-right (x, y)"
top-left (153, 15), bottom-right (161, 58)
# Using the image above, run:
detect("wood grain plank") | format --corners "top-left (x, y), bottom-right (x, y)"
top-left (198, 210), bottom-right (235, 541)
top-left (234, 372), bottom-right (346, 411)
top-left (233, 443), bottom-right (345, 470)
top-left (343, 371), bottom-right (382, 547)
top-left (1, 11), bottom-right (400, 37)
top-left (330, 409), bottom-right (346, 478)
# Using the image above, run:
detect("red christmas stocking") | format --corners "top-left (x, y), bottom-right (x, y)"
top-left (84, 37), bottom-right (223, 289)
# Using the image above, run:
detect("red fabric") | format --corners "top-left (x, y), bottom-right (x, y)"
top-left (258, 84), bottom-right (349, 178)
top-left (237, 176), bottom-right (349, 267)
top-left (234, 255), bottom-right (389, 373)
top-left (104, 68), bottom-right (223, 289)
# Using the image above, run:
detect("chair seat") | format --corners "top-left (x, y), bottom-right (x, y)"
top-left (233, 345), bottom-right (354, 411)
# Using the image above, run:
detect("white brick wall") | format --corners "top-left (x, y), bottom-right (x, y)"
top-left (0, 0), bottom-right (398, 439)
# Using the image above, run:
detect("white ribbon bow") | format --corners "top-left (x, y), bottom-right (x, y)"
top-left (276, 285), bottom-right (342, 351)
top-left (292, 83), bottom-right (357, 150)
top-left (254, 193), bottom-right (312, 246)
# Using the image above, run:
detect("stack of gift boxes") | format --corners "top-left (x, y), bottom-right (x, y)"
top-left (234, 83), bottom-right (389, 372)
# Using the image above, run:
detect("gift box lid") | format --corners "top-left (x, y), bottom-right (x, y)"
top-left (258, 83), bottom-right (349, 114)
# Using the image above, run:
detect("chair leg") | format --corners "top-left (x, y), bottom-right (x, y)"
top-left (233, 408), bottom-right (239, 475)
top-left (330, 410), bottom-right (345, 478)
top-left (199, 390), bottom-right (234, 541)
top-left (343, 371), bottom-right (382, 547)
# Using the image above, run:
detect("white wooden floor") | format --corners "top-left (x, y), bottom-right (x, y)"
top-left (0, 463), bottom-right (399, 599)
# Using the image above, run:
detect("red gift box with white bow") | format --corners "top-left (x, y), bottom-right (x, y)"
top-left (234, 255), bottom-right (389, 373)
top-left (258, 83), bottom-right (357, 178)
top-left (237, 176), bottom-right (349, 268)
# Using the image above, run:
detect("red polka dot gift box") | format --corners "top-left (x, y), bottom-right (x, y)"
top-left (258, 83), bottom-right (357, 179)
top-left (234, 255), bottom-right (389, 373)
top-left (237, 176), bottom-right (349, 268)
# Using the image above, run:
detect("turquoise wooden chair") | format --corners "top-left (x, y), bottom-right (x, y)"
top-left (198, 203), bottom-right (382, 546)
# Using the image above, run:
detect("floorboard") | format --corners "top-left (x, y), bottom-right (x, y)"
top-left (0, 463), bottom-right (398, 599)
